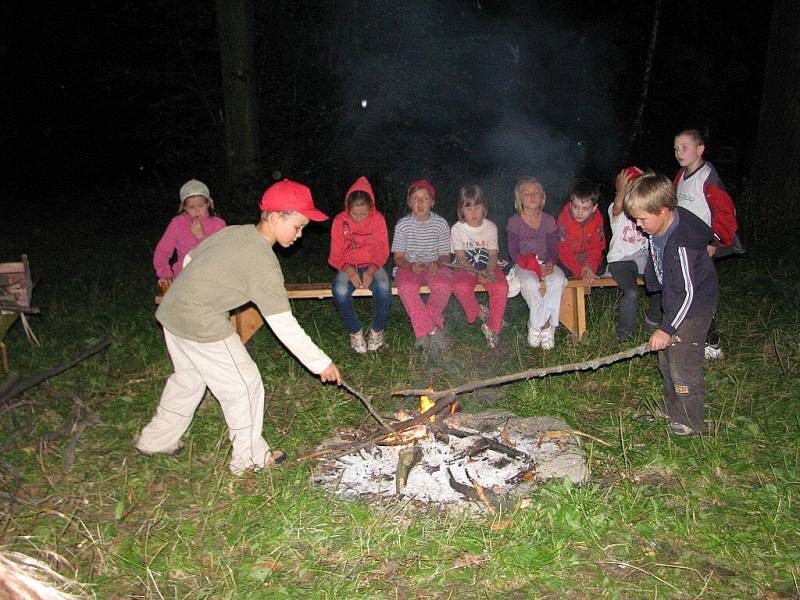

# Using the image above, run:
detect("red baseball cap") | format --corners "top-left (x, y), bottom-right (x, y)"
top-left (622, 166), bottom-right (644, 180)
top-left (259, 179), bottom-right (329, 222)
top-left (407, 179), bottom-right (436, 200)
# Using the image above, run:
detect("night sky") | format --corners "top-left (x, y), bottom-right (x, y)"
top-left (6, 1), bottom-right (772, 224)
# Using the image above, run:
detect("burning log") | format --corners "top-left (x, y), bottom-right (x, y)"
top-left (438, 424), bottom-right (529, 461)
top-left (297, 393), bottom-right (458, 462)
top-left (395, 442), bottom-right (422, 494)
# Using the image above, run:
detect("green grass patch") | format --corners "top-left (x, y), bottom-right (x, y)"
top-left (1, 224), bottom-right (798, 598)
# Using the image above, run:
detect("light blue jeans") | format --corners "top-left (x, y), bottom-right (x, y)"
top-left (332, 267), bottom-right (392, 334)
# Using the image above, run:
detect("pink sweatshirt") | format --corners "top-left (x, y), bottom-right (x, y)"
top-left (153, 213), bottom-right (226, 279)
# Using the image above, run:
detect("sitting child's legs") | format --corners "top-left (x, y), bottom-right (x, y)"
top-left (452, 270), bottom-right (481, 323)
top-left (607, 260), bottom-right (640, 339)
top-left (424, 268), bottom-right (453, 331)
top-left (368, 267), bottom-right (392, 333)
top-left (395, 268), bottom-right (435, 338)
top-left (542, 266), bottom-right (567, 330)
top-left (517, 267), bottom-right (549, 329)
top-left (484, 267), bottom-right (509, 333)
top-left (332, 270), bottom-right (362, 334)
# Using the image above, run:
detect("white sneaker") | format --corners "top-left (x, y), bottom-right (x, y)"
top-left (367, 328), bottom-right (385, 352)
top-left (349, 330), bottom-right (367, 354)
top-left (481, 322), bottom-right (499, 349)
top-left (704, 344), bottom-right (723, 360)
top-left (669, 422), bottom-right (696, 437)
top-left (540, 326), bottom-right (556, 350)
top-left (527, 327), bottom-right (542, 348)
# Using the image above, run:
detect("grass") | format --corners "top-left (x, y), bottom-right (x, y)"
top-left (1, 216), bottom-right (799, 598)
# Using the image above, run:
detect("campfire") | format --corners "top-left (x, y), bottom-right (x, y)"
top-left (308, 393), bottom-right (588, 512)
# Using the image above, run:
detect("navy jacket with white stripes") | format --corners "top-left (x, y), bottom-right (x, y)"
top-left (644, 206), bottom-right (719, 336)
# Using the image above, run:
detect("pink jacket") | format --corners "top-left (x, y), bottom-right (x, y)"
top-left (328, 177), bottom-right (390, 271)
top-left (153, 213), bottom-right (226, 279)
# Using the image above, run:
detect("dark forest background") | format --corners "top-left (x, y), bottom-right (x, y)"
top-left (4, 0), bottom-right (797, 251)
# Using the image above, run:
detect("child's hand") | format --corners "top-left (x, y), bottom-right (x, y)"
top-left (348, 271), bottom-right (363, 288)
top-left (320, 362), bottom-right (342, 385)
top-left (706, 244), bottom-right (717, 257)
top-left (428, 262), bottom-right (439, 275)
top-left (411, 262), bottom-right (427, 274)
top-left (648, 329), bottom-right (672, 351)
top-left (581, 265), bottom-right (597, 284)
top-left (540, 263), bottom-right (554, 276)
top-left (361, 269), bottom-right (374, 289)
top-left (190, 217), bottom-right (205, 239)
top-left (157, 278), bottom-right (173, 293)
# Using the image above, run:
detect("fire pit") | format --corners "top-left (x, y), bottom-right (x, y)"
top-left (309, 407), bottom-right (588, 512)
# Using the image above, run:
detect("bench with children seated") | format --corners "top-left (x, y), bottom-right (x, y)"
top-left (154, 277), bottom-right (642, 345)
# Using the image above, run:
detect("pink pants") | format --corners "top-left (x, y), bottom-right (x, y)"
top-left (395, 267), bottom-right (453, 338)
top-left (452, 268), bottom-right (508, 333)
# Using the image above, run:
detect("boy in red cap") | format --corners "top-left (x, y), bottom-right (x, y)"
top-left (137, 179), bottom-right (342, 475)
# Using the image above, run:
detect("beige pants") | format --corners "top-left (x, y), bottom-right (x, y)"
top-left (137, 329), bottom-right (270, 474)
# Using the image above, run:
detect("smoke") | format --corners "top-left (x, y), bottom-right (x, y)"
top-left (332, 0), bottom-right (625, 206)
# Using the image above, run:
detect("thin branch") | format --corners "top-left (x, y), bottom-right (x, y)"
top-left (340, 379), bottom-right (394, 433)
top-left (393, 343), bottom-right (653, 399)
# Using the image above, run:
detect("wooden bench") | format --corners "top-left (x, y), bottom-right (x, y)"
top-left (157, 277), bottom-right (641, 345)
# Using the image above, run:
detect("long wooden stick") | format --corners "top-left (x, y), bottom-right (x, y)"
top-left (296, 393), bottom-right (456, 462)
top-left (393, 343), bottom-right (652, 399)
top-left (340, 379), bottom-right (394, 433)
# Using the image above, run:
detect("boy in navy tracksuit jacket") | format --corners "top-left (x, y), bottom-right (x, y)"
top-left (624, 173), bottom-right (719, 436)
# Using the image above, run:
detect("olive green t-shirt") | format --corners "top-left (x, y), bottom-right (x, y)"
top-left (156, 225), bottom-right (291, 342)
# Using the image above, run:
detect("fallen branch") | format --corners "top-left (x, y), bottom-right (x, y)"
top-left (393, 343), bottom-right (652, 399)
top-left (64, 419), bottom-right (89, 472)
top-left (340, 379), bottom-right (394, 433)
top-left (0, 337), bottom-right (111, 405)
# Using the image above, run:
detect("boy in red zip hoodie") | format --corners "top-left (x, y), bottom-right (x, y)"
top-left (557, 180), bottom-right (606, 284)
top-left (328, 176), bottom-right (392, 353)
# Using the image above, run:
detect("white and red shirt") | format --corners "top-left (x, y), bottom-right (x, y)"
top-left (674, 162), bottom-right (738, 247)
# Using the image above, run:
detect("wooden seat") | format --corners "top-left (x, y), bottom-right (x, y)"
top-left (155, 276), bottom-right (642, 345)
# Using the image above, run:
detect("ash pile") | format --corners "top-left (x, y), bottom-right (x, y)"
top-left (310, 411), bottom-right (588, 511)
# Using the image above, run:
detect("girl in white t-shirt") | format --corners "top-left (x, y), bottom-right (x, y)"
top-left (450, 184), bottom-right (509, 348)
top-left (605, 167), bottom-right (662, 340)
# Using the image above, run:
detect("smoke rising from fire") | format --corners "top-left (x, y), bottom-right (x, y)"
top-left (333, 1), bottom-right (625, 213)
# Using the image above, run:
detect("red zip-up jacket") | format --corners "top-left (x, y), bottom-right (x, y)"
top-left (556, 203), bottom-right (606, 276)
top-left (328, 176), bottom-right (390, 271)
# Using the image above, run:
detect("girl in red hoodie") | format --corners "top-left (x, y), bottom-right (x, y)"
top-left (328, 177), bottom-right (392, 353)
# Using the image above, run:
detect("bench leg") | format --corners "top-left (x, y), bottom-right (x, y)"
top-left (1, 340), bottom-right (7, 372)
top-left (231, 307), bottom-right (264, 345)
top-left (558, 286), bottom-right (588, 339)
top-left (559, 287), bottom-right (579, 337)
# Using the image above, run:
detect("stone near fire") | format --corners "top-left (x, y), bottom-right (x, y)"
top-left (310, 410), bottom-right (588, 510)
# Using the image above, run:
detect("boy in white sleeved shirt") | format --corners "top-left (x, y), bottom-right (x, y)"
top-left (137, 180), bottom-right (342, 475)
top-left (605, 167), bottom-right (662, 340)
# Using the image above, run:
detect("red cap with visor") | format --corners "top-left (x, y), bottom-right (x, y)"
top-left (259, 179), bottom-right (329, 222)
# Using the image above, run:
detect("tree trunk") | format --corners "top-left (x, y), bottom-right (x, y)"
top-left (215, 0), bottom-right (260, 183)
top-left (748, 0), bottom-right (800, 248)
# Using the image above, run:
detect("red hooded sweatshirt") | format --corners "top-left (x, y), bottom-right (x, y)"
top-left (328, 177), bottom-right (390, 271)
top-left (556, 202), bottom-right (606, 276)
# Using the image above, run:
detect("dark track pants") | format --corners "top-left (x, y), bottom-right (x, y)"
top-left (658, 313), bottom-right (714, 431)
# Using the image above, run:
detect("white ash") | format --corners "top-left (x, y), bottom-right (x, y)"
top-left (311, 412), bottom-right (588, 506)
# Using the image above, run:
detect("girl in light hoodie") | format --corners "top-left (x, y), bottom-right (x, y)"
top-left (328, 177), bottom-right (392, 353)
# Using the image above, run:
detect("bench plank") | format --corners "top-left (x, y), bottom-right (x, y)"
top-left (156, 276), bottom-right (643, 345)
